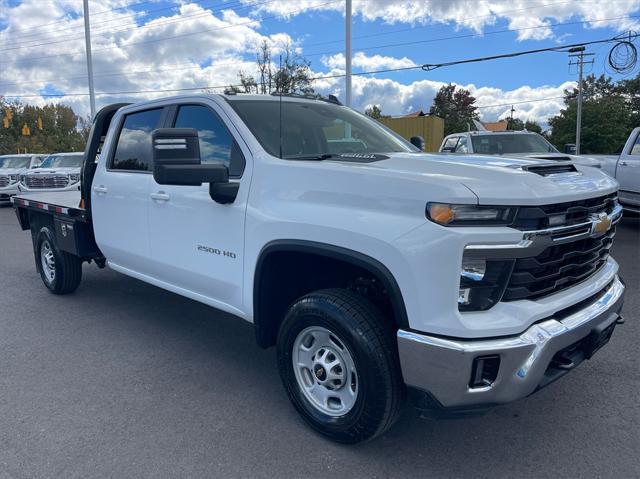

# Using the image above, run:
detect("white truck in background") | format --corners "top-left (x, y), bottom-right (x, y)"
top-left (18, 152), bottom-right (84, 194)
top-left (0, 153), bottom-right (47, 205)
top-left (11, 94), bottom-right (626, 443)
top-left (595, 127), bottom-right (640, 213)
top-left (439, 130), bottom-right (603, 169)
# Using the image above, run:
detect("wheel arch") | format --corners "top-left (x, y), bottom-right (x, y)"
top-left (253, 239), bottom-right (409, 348)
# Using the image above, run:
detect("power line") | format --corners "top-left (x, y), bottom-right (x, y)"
top-left (2, 12), bottom-right (636, 88)
top-left (0, 0), bottom-right (178, 39)
top-left (6, 0), bottom-right (342, 64)
top-left (3, 31), bottom-right (635, 100)
top-left (2, 0), bottom-right (262, 51)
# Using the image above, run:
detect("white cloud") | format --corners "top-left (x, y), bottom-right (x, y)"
top-left (322, 52), bottom-right (417, 71)
top-left (244, 0), bottom-right (640, 39)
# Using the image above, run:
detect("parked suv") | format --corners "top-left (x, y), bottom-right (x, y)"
top-left (19, 152), bottom-right (84, 194)
top-left (439, 130), bottom-right (602, 168)
top-left (0, 153), bottom-right (47, 205)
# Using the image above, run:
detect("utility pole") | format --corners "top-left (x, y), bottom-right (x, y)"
top-left (508, 105), bottom-right (515, 130)
top-left (83, 0), bottom-right (96, 119)
top-left (345, 0), bottom-right (352, 108)
top-left (568, 46), bottom-right (594, 155)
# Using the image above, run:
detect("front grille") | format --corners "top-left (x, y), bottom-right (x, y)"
top-left (0, 175), bottom-right (9, 187)
top-left (503, 228), bottom-right (615, 301)
top-left (24, 175), bottom-right (69, 189)
top-left (512, 193), bottom-right (618, 231)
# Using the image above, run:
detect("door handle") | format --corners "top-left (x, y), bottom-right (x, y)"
top-left (150, 192), bottom-right (170, 202)
top-left (620, 161), bottom-right (628, 166)
top-left (93, 185), bottom-right (108, 194)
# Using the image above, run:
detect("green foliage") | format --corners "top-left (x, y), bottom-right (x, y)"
top-left (0, 98), bottom-right (89, 155)
top-left (364, 105), bottom-right (388, 119)
top-left (429, 84), bottom-right (479, 136)
top-left (548, 74), bottom-right (637, 154)
top-left (503, 117), bottom-right (543, 134)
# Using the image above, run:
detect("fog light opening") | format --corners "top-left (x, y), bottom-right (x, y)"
top-left (469, 355), bottom-right (500, 389)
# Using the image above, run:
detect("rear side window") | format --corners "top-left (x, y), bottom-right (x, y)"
top-left (631, 132), bottom-right (640, 156)
top-left (442, 137), bottom-right (458, 151)
top-left (111, 108), bottom-right (163, 171)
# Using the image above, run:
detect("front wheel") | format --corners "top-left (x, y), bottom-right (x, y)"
top-left (277, 289), bottom-right (405, 443)
top-left (35, 226), bottom-right (82, 294)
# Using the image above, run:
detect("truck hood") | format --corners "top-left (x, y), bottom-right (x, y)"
top-left (337, 152), bottom-right (619, 205)
top-left (0, 167), bottom-right (27, 175)
top-left (483, 152), bottom-right (603, 168)
top-left (25, 167), bottom-right (79, 175)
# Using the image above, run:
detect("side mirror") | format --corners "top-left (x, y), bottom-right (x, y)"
top-left (152, 128), bottom-right (228, 186)
top-left (410, 136), bottom-right (424, 151)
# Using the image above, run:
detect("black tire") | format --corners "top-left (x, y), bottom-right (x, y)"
top-left (35, 226), bottom-right (82, 294)
top-left (277, 288), bottom-right (405, 444)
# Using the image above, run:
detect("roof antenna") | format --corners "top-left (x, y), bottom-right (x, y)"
top-left (279, 54), bottom-right (283, 159)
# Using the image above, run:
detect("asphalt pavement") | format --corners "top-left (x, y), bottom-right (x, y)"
top-left (0, 206), bottom-right (638, 478)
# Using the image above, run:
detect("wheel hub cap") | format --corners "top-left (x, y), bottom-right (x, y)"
top-left (292, 326), bottom-right (358, 416)
top-left (40, 240), bottom-right (55, 283)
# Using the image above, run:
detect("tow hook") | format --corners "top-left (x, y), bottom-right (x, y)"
top-left (616, 315), bottom-right (625, 325)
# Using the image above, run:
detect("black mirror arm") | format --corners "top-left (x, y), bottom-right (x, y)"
top-left (210, 181), bottom-right (239, 204)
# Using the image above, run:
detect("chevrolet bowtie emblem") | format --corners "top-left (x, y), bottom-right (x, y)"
top-left (590, 212), bottom-right (612, 237)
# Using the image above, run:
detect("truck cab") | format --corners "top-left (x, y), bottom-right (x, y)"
top-left (12, 94), bottom-right (626, 443)
top-left (599, 127), bottom-right (640, 212)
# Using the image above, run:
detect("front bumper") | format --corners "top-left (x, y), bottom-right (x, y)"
top-left (0, 185), bottom-right (20, 203)
top-left (397, 276), bottom-right (625, 410)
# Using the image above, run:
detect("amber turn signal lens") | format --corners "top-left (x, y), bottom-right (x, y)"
top-left (428, 204), bottom-right (455, 225)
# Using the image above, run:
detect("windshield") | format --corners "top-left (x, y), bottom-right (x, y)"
top-left (471, 134), bottom-right (557, 155)
top-left (39, 154), bottom-right (83, 169)
top-left (0, 156), bottom-right (31, 169)
top-left (227, 99), bottom-right (415, 159)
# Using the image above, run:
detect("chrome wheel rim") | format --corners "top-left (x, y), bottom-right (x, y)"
top-left (292, 326), bottom-right (358, 417)
top-left (40, 240), bottom-right (55, 283)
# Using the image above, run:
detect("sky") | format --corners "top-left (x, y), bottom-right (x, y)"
top-left (1, 0), bottom-right (639, 128)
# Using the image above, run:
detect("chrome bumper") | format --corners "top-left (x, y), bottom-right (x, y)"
top-left (397, 276), bottom-right (625, 409)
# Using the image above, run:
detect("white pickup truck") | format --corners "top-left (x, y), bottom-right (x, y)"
top-left (12, 94), bottom-right (625, 443)
top-left (0, 153), bottom-right (47, 205)
top-left (596, 127), bottom-right (640, 213)
top-left (439, 130), bottom-right (603, 169)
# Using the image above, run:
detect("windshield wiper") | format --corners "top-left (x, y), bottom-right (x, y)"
top-left (284, 154), bottom-right (338, 161)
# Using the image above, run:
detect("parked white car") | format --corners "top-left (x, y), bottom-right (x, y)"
top-left (19, 152), bottom-right (84, 194)
top-left (0, 153), bottom-right (47, 205)
top-left (439, 130), bottom-right (602, 169)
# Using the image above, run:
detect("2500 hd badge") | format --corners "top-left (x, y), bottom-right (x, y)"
top-left (197, 245), bottom-right (236, 259)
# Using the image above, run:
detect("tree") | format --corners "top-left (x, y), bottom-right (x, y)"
top-left (548, 74), bottom-right (633, 154)
top-left (502, 116), bottom-right (543, 134)
top-left (0, 98), bottom-right (89, 155)
top-left (429, 84), bottom-right (479, 136)
top-left (364, 105), bottom-right (388, 119)
top-left (231, 41), bottom-right (315, 95)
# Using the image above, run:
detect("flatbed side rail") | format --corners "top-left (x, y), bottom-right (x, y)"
top-left (11, 196), bottom-right (86, 221)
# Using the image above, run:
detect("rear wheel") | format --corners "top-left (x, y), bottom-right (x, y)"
top-left (277, 289), bottom-right (405, 443)
top-left (35, 226), bottom-right (82, 294)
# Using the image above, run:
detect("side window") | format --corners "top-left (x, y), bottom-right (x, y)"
top-left (455, 136), bottom-right (468, 153)
top-left (111, 108), bottom-right (163, 172)
top-left (442, 136), bottom-right (459, 151)
top-left (630, 132), bottom-right (640, 156)
top-left (174, 104), bottom-right (244, 176)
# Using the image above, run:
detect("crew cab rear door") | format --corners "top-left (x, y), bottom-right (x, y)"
top-left (91, 106), bottom-right (167, 275)
top-left (147, 99), bottom-right (250, 315)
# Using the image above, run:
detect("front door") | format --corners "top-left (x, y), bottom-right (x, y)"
top-left (617, 130), bottom-right (640, 207)
top-left (147, 101), bottom-right (250, 315)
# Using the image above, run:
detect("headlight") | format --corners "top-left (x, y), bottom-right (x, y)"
top-left (9, 174), bottom-right (19, 184)
top-left (459, 256), bottom-right (514, 311)
top-left (427, 203), bottom-right (515, 226)
top-left (68, 174), bottom-right (80, 184)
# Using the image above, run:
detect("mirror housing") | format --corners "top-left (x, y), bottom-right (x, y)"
top-left (410, 136), bottom-right (424, 151)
